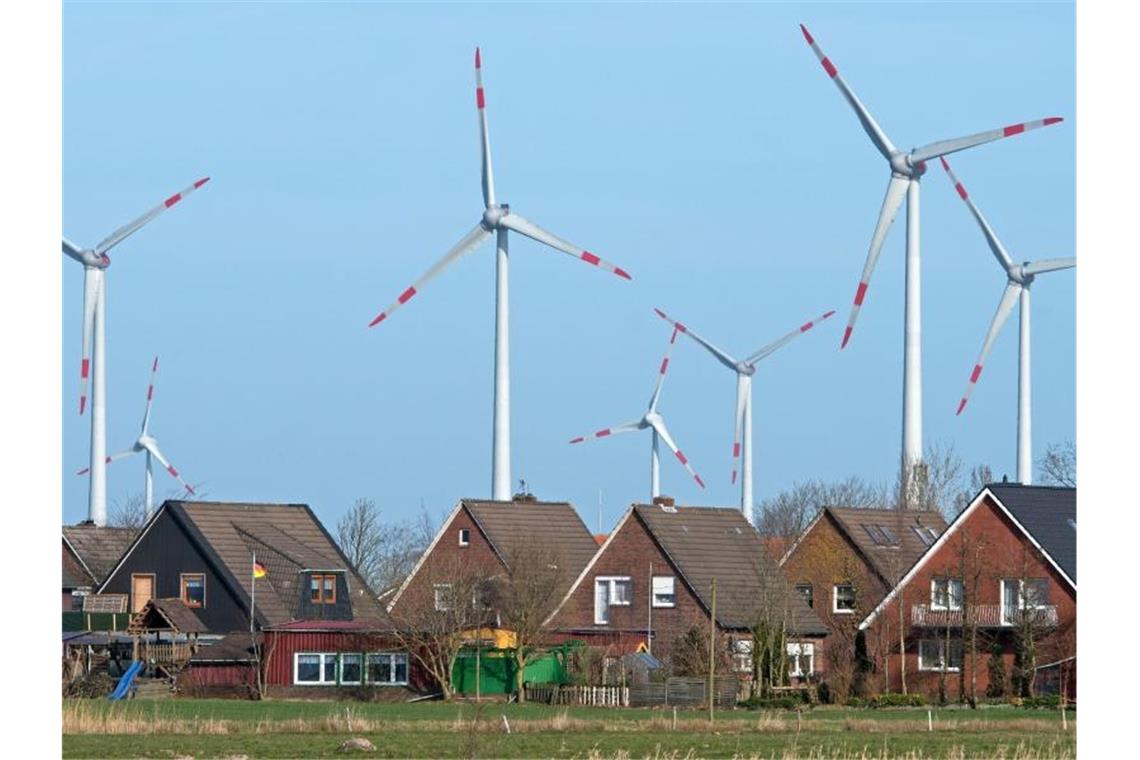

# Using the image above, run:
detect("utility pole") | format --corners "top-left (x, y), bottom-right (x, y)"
top-left (708, 577), bottom-right (717, 722)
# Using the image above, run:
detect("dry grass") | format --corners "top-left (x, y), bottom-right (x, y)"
top-left (62, 702), bottom-right (1071, 742)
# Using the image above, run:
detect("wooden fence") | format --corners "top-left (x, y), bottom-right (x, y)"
top-left (525, 677), bottom-right (740, 709)
top-left (523, 684), bottom-right (630, 707)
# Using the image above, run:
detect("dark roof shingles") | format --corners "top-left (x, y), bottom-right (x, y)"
top-left (986, 484), bottom-right (1076, 583)
top-left (62, 525), bottom-right (138, 584)
top-left (825, 507), bottom-right (948, 584)
top-left (634, 504), bottom-right (827, 636)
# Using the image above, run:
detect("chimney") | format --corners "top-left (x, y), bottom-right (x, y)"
top-left (652, 495), bottom-right (676, 507)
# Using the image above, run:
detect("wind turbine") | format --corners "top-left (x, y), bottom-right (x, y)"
top-left (653, 307), bottom-right (835, 524)
top-left (799, 24), bottom-right (1063, 504)
top-left (63, 177), bottom-right (209, 526)
top-left (368, 48), bottom-right (631, 502)
top-left (569, 338), bottom-right (704, 500)
top-left (78, 356), bottom-right (196, 516)
top-left (940, 157), bottom-right (1075, 484)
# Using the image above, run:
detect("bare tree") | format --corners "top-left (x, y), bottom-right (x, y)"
top-left (1038, 441), bottom-right (1076, 487)
top-left (490, 539), bottom-right (567, 703)
top-left (755, 476), bottom-right (890, 540)
top-left (336, 498), bottom-right (438, 596)
top-left (896, 441), bottom-right (964, 515)
top-left (386, 552), bottom-right (487, 701)
top-left (108, 492), bottom-right (148, 532)
top-left (736, 556), bottom-right (798, 698)
top-left (953, 464), bottom-right (994, 515)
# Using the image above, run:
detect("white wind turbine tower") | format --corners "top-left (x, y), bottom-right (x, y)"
top-left (569, 337), bottom-right (705, 500)
top-left (799, 24), bottom-right (1062, 505)
top-left (78, 356), bottom-right (196, 516)
top-left (653, 307), bottom-right (835, 524)
top-left (63, 177), bottom-right (209, 526)
top-left (940, 157), bottom-right (1075, 484)
top-left (368, 48), bottom-right (631, 502)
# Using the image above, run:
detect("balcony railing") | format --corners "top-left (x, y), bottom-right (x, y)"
top-left (911, 604), bottom-right (1058, 629)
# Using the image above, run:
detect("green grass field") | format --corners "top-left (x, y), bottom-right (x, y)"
top-left (62, 699), bottom-right (1075, 759)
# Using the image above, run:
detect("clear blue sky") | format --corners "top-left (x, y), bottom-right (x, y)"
top-left (62, 2), bottom-right (1075, 533)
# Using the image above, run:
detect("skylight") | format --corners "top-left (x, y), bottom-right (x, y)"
top-left (862, 524), bottom-right (900, 546)
top-left (911, 525), bottom-right (938, 546)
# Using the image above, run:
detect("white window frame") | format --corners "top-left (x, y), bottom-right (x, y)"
top-left (294, 652), bottom-right (338, 686)
top-left (787, 642), bottom-right (815, 678)
top-left (732, 638), bottom-right (752, 673)
top-left (918, 639), bottom-right (963, 672)
top-left (833, 584), bottom-right (856, 614)
top-left (458, 528), bottom-right (470, 547)
top-left (930, 577), bottom-right (964, 611)
top-left (365, 652), bottom-right (409, 686)
top-left (651, 576), bottom-right (676, 608)
top-left (594, 576), bottom-right (632, 624)
top-left (1000, 578), bottom-right (1050, 625)
top-left (340, 653), bottom-right (363, 685)
top-left (434, 583), bottom-right (453, 611)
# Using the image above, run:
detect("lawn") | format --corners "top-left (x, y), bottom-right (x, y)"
top-left (62, 699), bottom-right (1075, 759)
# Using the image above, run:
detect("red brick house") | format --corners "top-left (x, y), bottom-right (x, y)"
top-left (858, 484), bottom-right (1076, 702)
top-left (777, 506), bottom-right (947, 698)
top-left (546, 500), bottom-right (827, 681)
top-left (386, 497), bottom-right (599, 622)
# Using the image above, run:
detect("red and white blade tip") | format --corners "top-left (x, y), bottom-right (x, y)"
top-left (475, 47), bottom-right (481, 68)
top-left (152, 356), bottom-right (159, 371)
top-left (841, 326), bottom-right (854, 350)
top-left (1003, 117), bottom-right (1063, 137)
top-left (799, 24), bottom-right (814, 44)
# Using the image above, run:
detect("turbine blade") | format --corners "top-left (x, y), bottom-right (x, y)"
top-left (956, 282), bottom-right (1021, 416)
top-left (94, 177), bottom-right (210, 255)
top-left (63, 238), bottom-right (85, 263)
top-left (731, 374), bottom-right (748, 485)
top-left (799, 24), bottom-right (896, 160)
top-left (78, 268), bottom-right (101, 415)
top-left (76, 448), bottom-right (138, 475)
top-left (141, 356), bottom-right (159, 434)
top-left (143, 440), bottom-right (196, 495)
top-left (475, 47), bottom-right (496, 208)
top-left (652, 308), bottom-right (738, 370)
top-left (938, 157), bottom-right (1015, 272)
top-left (910, 117), bottom-right (1063, 164)
top-left (841, 175), bottom-right (909, 348)
top-left (1023, 257), bottom-right (1076, 276)
top-left (368, 223), bottom-right (491, 326)
top-left (650, 417), bottom-right (706, 489)
top-left (568, 420), bottom-right (642, 445)
top-left (648, 344), bottom-right (674, 412)
top-left (498, 211), bottom-right (632, 280)
top-left (746, 309), bottom-right (837, 364)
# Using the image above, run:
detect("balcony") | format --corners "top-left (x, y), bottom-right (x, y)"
top-left (911, 604), bottom-right (1058, 629)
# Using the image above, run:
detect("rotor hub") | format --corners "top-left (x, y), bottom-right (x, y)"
top-left (737, 362), bottom-right (756, 376)
top-left (891, 152), bottom-right (926, 179)
top-left (481, 204), bottom-right (508, 231)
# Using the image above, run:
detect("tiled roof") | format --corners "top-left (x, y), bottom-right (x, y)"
top-left (131, 597), bottom-right (209, 634)
top-left (463, 499), bottom-right (599, 595)
top-left (825, 507), bottom-right (948, 584)
top-left (987, 484), bottom-right (1076, 583)
top-left (62, 524), bottom-right (138, 584)
top-left (634, 504), bottom-right (827, 635)
top-left (167, 501), bottom-right (391, 627)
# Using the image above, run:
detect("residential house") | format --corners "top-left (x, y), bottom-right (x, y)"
top-left (386, 497), bottom-right (599, 621)
top-left (62, 523), bottom-right (137, 611)
top-left (97, 500), bottom-right (412, 697)
top-left (858, 484), bottom-right (1076, 701)
top-left (778, 506), bottom-right (948, 697)
top-left (546, 500), bottom-right (828, 683)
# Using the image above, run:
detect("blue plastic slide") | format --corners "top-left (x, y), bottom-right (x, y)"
top-left (108, 660), bottom-right (144, 700)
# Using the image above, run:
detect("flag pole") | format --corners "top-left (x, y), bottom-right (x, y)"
top-left (250, 550), bottom-right (256, 634)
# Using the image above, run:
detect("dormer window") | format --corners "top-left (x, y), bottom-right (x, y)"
top-left (459, 528), bottom-right (470, 547)
top-left (311, 573), bottom-right (337, 604)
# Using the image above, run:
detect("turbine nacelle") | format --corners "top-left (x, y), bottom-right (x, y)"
top-left (642, 410), bottom-right (662, 428)
top-left (481, 203), bottom-right (509, 231)
top-left (80, 250), bottom-right (112, 269)
top-left (890, 152), bottom-right (927, 179)
top-left (1008, 263), bottom-right (1036, 287)
top-left (736, 361), bottom-right (756, 377)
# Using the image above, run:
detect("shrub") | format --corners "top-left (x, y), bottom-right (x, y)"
top-left (986, 643), bottom-right (1007, 698)
top-left (871, 692), bottom-right (926, 708)
top-left (1021, 694), bottom-right (1061, 709)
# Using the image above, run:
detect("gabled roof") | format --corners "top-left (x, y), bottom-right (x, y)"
top-left (101, 500), bottom-right (390, 628)
top-left (986, 484), bottom-right (1076, 583)
top-left (859, 486), bottom-right (1077, 631)
top-left (129, 597), bottom-right (208, 634)
top-left (388, 498), bottom-right (598, 612)
top-left (823, 507), bottom-right (948, 584)
top-left (632, 504), bottom-right (826, 634)
top-left (62, 524), bottom-right (138, 585)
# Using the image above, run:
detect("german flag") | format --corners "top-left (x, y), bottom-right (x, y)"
top-left (253, 560), bottom-right (267, 579)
